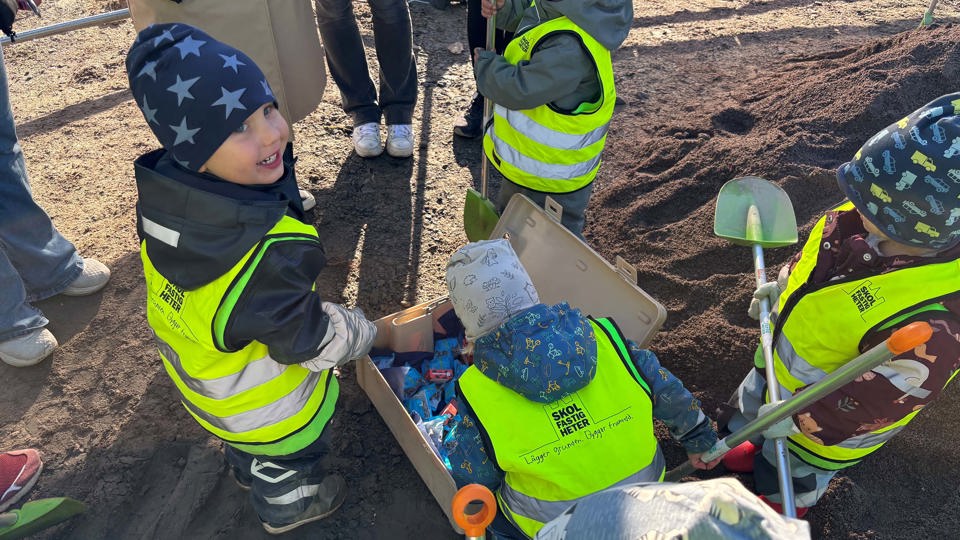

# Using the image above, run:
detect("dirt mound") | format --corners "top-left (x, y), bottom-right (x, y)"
top-left (588, 25), bottom-right (960, 538)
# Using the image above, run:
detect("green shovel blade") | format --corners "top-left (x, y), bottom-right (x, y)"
top-left (714, 176), bottom-right (798, 247)
top-left (463, 188), bottom-right (500, 242)
top-left (0, 497), bottom-right (86, 540)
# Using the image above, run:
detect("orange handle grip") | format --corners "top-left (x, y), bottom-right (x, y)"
top-left (886, 321), bottom-right (933, 355)
top-left (452, 484), bottom-right (496, 538)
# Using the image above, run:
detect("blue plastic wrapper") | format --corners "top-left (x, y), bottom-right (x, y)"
top-left (371, 353), bottom-right (396, 370)
top-left (420, 414), bottom-right (450, 459)
top-left (381, 366), bottom-right (425, 401)
top-left (434, 337), bottom-right (461, 358)
top-left (403, 385), bottom-right (439, 419)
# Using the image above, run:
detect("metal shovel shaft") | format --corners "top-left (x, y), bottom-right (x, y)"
top-left (751, 234), bottom-right (797, 517)
top-left (665, 322), bottom-right (933, 482)
top-left (0, 8), bottom-right (130, 45)
top-left (478, 10), bottom-right (496, 199)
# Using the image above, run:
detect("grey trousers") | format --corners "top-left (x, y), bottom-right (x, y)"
top-left (727, 368), bottom-right (838, 508)
top-left (314, 0), bottom-right (417, 126)
top-left (496, 178), bottom-right (595, 238)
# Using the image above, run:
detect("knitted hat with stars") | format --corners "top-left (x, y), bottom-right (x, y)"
top-left (837, 92), bottom-right (960, 250)
top-left (126, 23), bottom-right (276, 171)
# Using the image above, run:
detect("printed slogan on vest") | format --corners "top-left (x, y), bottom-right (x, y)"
top-left (520, 393), bottom-right (635, 466)
top-left (846, 280), bottom-right (884, 320)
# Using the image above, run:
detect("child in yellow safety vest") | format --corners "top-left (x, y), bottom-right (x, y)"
top-left (473, 0), bottom-right (632, 236)
top-left (126, 24), bottom-right (377, 534)
top-left (719, 93), bottom-right (960, 517)
top-left (444, 239), bottom-right (719, 539)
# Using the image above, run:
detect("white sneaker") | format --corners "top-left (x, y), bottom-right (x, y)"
top-left (62, 258), bottom-right (111, 296)
top-left (0, 328), bottom-right (58, 367)
top-left (298, 189), bottom-right (316, 212)
top-left (386, 124), bottom-right (414, 158)
top-left (351, 122), bottom-right (383, 158)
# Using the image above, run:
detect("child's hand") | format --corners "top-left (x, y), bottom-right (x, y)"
top-left (687, 452), bottom-right (721, 470)
top-left (480, 0), bottom-right (505, 18)
top-left (300, 302), bottom-right (378, 372)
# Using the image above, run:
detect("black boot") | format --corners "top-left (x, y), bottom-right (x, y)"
top-left (453, 93), bottom-right (484, 139)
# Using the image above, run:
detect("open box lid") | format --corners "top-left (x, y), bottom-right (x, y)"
top-left (491, 194), bottom-right (666, 347)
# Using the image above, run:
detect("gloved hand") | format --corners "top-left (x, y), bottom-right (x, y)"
top-left (300, 302), bottom-right (377, 372)
top-left (758, 401), bottom-right (800, 439)
top-left (747, 264), bottom-right (790, 320)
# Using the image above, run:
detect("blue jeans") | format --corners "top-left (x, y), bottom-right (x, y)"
top-left (0, 46), bottom-right (82, 342)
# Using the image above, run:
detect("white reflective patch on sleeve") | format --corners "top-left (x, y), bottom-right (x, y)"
top-left (142, 215), bottom-right (181, 248)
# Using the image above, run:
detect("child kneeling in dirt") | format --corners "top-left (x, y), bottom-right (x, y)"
top-left (443, 239), bottom-right (719, 539)
top-left (473, 0), bottom-right (631, 236)
top-left (719, 93), bottom-right (960, 517)
top-left (126, 24), bottom-right (376, 534)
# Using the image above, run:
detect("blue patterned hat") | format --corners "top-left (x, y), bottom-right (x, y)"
top-left (126, 23), bottom-right (276, 171)
top-left (837, 93), bottom-right (960, 250)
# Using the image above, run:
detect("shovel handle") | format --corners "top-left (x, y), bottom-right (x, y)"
top-left (478, 9), bottom-right (497, 199)
top-left (665, 321), bottom-right (934, 482)
top-left (452, 484), bottom-right (497, 539)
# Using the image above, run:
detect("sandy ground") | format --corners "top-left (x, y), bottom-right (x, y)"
top-left (2, 0), bottom-right (959, 538)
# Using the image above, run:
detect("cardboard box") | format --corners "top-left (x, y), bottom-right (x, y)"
top-left (356, 195), bottom-right (667, 532)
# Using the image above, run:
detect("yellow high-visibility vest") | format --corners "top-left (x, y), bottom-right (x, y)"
top-left (458, 318), bottom-right (662, 537)
top-left (771, 202), bottom-right (960, 469)
top-left (142, 215), bottom-right (338, 456)
top-left (483, 9), bottom-right (616, 194)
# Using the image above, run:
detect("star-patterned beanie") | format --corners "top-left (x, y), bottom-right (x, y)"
top-left (126, 23), bottom-right (276, 171)
top-left (837, 92), bottom-right (960, 250)
top-left (445, 239), bottom-right (540, 341)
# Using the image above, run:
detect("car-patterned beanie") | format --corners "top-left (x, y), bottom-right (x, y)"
top-left (837, 92), bottom-right (960, 250)
top-left (126, 23), bottom-right (276, 171)
top-left (445, 239), bottom-right (540, 341)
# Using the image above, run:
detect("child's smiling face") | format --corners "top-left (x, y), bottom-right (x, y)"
top-left (199, 103), bottom-right (289, 185)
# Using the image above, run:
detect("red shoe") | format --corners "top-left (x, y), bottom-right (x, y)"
top-left (759, 495), bottom-right (809, 518)
top-left (722, 440), bottom-right (759, 473)
top-left (0, 448), bottom-right (43, 512)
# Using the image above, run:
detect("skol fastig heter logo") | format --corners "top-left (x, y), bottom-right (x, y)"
top-left (546, 393), bottom-right (592, 438)
top-left (517, 35), bottom-right (531, 53)
top-left (845, 280), bottom-right (885, 320)
top-left (159, 282), bottom-right (185, 312)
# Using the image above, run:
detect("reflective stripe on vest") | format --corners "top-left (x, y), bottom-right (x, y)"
top-left (483, 14), bottom-right (615, 194)
top-left (771, 201), bottom-right (960, 468)
top-left (142, 215), bottom-right (339, 456)
top-left (458, 318), bottom-right (660, 538)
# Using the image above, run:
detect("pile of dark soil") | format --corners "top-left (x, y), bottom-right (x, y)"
top-left (588, 25), bottom-right (960, 538)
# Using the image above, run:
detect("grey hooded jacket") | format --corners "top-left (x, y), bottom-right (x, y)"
top-left (474, 0), bottom-right (632, 111)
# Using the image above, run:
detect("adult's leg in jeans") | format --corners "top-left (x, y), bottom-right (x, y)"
top-left (367, 0), bottom-right (417, 125)
top-left (496, 179), bottom-right (594, 238)
top-left (0, 47), bottom-right (80, 341)
top-left (315, 0), bottom-right (381, 126)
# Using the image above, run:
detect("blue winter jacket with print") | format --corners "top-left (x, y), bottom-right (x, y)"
top-left (447, 302), bottom-right (717, 490)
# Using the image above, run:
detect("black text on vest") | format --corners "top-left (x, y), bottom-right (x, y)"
top-left (552, 403), bottom-right (591, 436)
top-left (850, 280), bottom-right (883, 314)
top-left (160, 283), bottom-right (185, 312)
